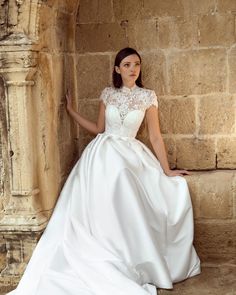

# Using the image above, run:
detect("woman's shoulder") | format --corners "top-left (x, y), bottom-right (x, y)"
top-left (138, 87), bottom-right (158, 108)
top-left (100, 86), bottom-right (116, 95)
top-left (138, 86), bottom-right (155, 94)
top-left (99, 86), bottom-right (116, 104)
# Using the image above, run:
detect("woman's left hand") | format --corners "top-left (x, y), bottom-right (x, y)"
top-left (164, 169), bottom-right (191, 177)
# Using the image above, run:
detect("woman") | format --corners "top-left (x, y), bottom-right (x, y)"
top-left (7, 47), bottom-right (200, 295)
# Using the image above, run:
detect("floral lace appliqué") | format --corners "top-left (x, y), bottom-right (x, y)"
top-left (99, 86), bottom-right (158, 123)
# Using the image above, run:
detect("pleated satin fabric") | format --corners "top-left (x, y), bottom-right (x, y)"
top-left (8, 86), bottom-right (200, 295)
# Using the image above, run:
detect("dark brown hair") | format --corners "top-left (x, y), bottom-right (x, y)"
top-left (112, 47), bottom-right (144, 88)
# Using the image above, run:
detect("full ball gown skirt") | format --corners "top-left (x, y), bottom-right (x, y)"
top-left (7, 85), bottom-right (201, 295)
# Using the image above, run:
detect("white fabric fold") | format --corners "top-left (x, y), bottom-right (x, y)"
top-left (8, 89), bottom-right (200, 294)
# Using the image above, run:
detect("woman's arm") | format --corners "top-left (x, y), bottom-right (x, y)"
top-left (66, 90), bottom-right (105, 135)
top-left (146, 105), bottom-right (190, 177)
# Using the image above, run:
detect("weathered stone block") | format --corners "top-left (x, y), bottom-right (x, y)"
top-left (176, 138), bottom-right (216, 170)
top-left (185, 173), bottom-right (200, 219)
top-left (158, 16), bottom-right (198, 49)
top-left (143, 0), bottom-right (185, 17)
top-left (199, 14), bottom-right (235, 46)
top-left (55, 11), bottom-right (75, 52)
top-left (40, 18), bottom-right (75, 52)
top-left (195, 221), bottom-right (236, 262)
top-left (163, 137), bottom-right (176, 169)
top-left (186, 0), bottom-right (216, 15)
top-left (56, 0), bottom-right (80, 14)
top-left (17, 1), bottom-right (33, 36)
top-left (168, 49), bottom-right (227, 95)
top-left (159, 266), bottom-right (236, 293)
top-left (78, 134), bottom-right (96, 156)
top-left (58, 141), bottom-right (78, 184)
top-left (127, 20), bottom-right (158, 50)
top-left (76, 22), bottom-right (128, 53)
top-left (234, 173), bottom-right (236, 219)
top-left (217, 0), bottom-right (236, 12)
top-left (0, 242), bottom-right (7, 272)
top-left (187, 171), bottom-right (236, 220)
top-left (78, 99), bottom-right (100, 126)
top-left (198, 171), bottom-right (234, 219)
top-left (158, 19), bottom-right (171, 49)
top-left (77, 99), bottom-right (101, 154)
top-left (77, 0), bottom-right (113, 23)
top-left (22, 237), bottom-right (39, 264)
top-left (229, 47), bottom-right (236, 93)
top-left (217, 138), bottom-right (236, 169)
top-left (136, 118), bottom-right (148, 142)
top-left (0, 279), bottom-right (18, 294)
top-left (113, 0), bottom-right (144, 21)
top-left (0, 1), bottom-right (8, 40)
top-left (0, 232), bottom-right (42, 289)
top-left (64, 55), bottom-right (77, 94)
top-left (36, 53), bottom-right (72, 211)
top-left (199, 95), bottom-right (235, 134)
top-left (159, 97), bottom-right (196, 134)
top-left (114, 0), bottom-right (216, 19)
top-left (39, 5), bottom-right (75, 52)
top-left (39, 4), bottom-right (53, 31)
top-left (158, 97), bottom-right (171, 134)
top-left (77, 55), bottom-right (110, 99)
top-left (141, 52), bottom-right (167, 96)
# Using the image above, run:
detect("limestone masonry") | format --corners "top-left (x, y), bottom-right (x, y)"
top-left (0, 0), bottom-right (235, 292)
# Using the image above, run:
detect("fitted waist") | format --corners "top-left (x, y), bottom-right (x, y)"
top-left (104, 125), bottom-right (138, 138)
top-left (103, 130), bottom-right (136, 140)
top-left (100, 131), bottom-right (145, 156)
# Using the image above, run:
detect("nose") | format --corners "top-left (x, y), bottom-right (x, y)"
top-left (130, 66), bottom-right (136, 73)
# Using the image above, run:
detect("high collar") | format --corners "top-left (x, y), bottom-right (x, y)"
top-left (121, 84), bottom-right (138, 93)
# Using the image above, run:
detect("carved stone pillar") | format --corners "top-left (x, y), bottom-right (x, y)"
top-left (0, 46), bottom-right (47, 283)
top-left (0, 45), bottom-right (48, 231)
top-left (0, 0), bottom-right (80, 287)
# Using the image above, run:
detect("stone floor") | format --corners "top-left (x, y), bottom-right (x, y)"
top-left (159, 265), bottom-right (236, 295)
top-left (1, 265), bottom-right (236, 295)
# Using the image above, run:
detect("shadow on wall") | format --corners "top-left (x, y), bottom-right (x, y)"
top-left (0, 76), bottom-right (10, 216)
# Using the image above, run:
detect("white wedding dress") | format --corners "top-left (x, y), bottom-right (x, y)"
top-left (7, 84), bottom-right (201, 295)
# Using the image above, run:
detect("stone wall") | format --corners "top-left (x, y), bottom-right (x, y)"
top-left (0, 0), bottom-right (80, 290)
top-left (76, 0), bottom-right (236, 264)
top-left (76, 0), bottom-right (236, 170)
top-left (35, 1), bottom-right (80, 211)
top-left (0, 0), bottom-right (235, 291)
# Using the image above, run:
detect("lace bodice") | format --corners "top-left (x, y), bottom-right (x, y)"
top-left (99, 85), bottom-right (158, 138)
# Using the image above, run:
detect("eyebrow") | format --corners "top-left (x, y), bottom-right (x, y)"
top-left (122, 61), bottom-right (141, 64)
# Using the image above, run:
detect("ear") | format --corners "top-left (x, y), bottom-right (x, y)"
top-left (115, 66), bottom-right (120, 74)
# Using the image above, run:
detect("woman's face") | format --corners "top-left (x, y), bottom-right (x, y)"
top-left (115, 54), bottom-right (141, 85)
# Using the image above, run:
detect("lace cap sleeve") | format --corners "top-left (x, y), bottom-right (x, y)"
top-left (99, 87), bottom-right (111, 105)
top-left (147, 90), bottom-right (158, 109)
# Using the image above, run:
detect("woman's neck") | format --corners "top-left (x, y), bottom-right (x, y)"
top-left (122, 82), bottom-right (136, 89)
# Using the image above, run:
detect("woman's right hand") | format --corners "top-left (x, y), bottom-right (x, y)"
top-left (65, 89), bottom-right (73, 112)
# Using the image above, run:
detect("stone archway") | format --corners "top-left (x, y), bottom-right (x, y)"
top-left (0, 0), bottom-right (80, 289)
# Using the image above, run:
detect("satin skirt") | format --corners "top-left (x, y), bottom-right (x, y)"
top-left (7, 132), bottom-right (201, 295)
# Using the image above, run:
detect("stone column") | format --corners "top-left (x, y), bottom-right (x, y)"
top-left (0, 45), bottom-right (48, 231)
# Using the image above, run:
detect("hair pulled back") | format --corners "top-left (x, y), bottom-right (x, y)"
top-left (112, 47), bottom-right (144, 88)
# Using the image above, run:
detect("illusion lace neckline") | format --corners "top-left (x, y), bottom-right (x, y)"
top-left (121, 84), bottom-right (139, 93)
